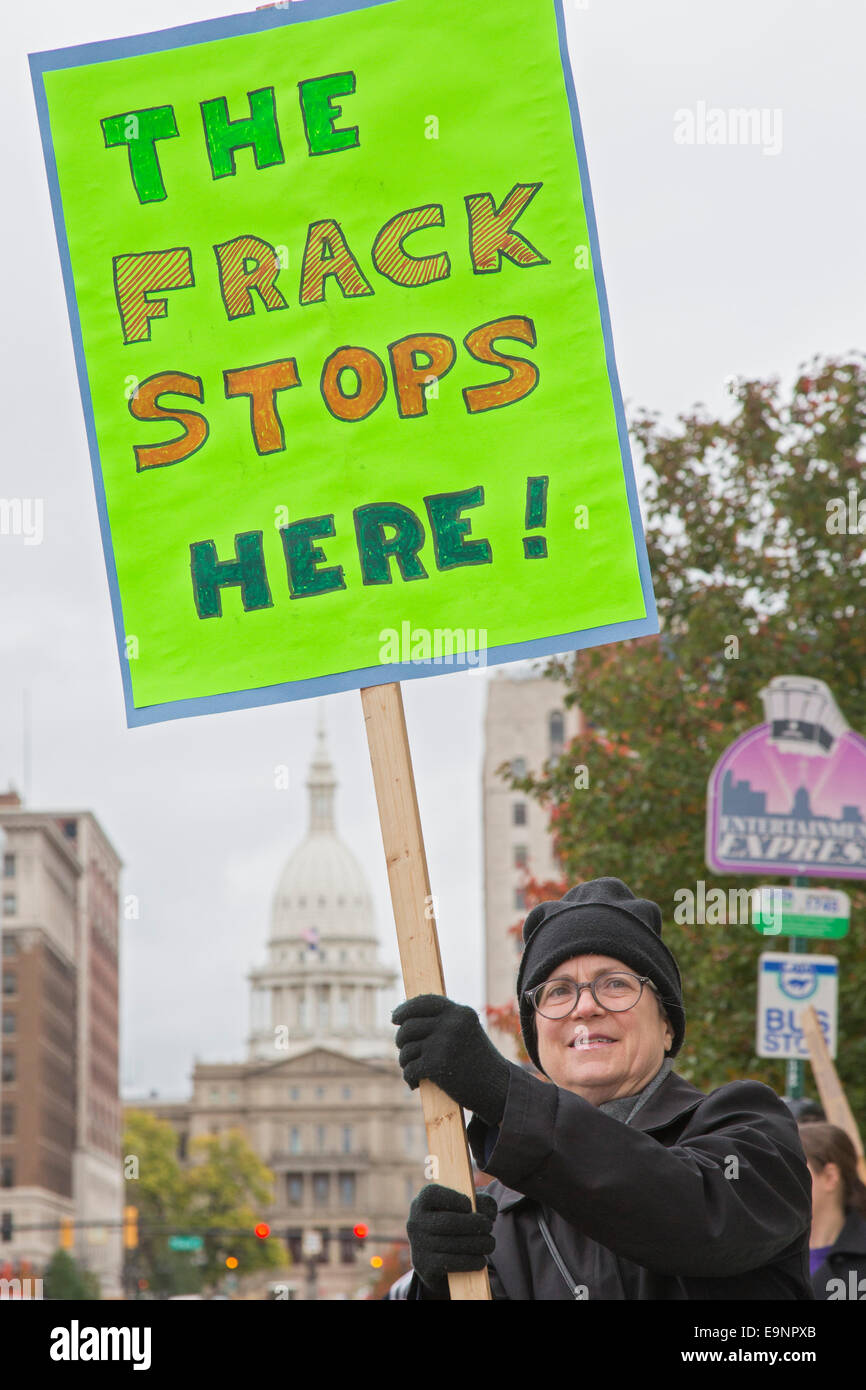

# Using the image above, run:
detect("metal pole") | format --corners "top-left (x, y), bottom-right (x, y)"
top-left (785, 875), bottom-right (810, 1101)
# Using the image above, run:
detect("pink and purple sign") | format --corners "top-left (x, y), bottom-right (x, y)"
top-left (706, 676), bottom-right (866, 880)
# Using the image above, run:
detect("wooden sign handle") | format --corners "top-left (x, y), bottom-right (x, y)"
top-left (361, 682), bottom-right (492, 1301)
top-left (801, 1005), bottom-right (866, 1184)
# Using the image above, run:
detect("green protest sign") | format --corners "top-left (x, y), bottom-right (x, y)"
top-left (31, 0), bottom-right (657, 726)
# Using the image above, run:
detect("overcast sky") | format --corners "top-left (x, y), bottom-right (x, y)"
top-left (1, 0), bottom-right (863, 1099)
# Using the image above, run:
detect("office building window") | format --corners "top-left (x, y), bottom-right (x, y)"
top-left (316, 1125), bottom-right (326, 1153)
top-left (549, 710), bottom-right (565, 756)
top-left (511, 756), bottom-right (526, 778)
top-left (514, 887), bottom-right (527, 911)
top-left (287, 1174), bottom-right (303, 1207)
top-left (312, 1174), bottom-right (329, 1207)
top-left (1, 972), bottom-right (15, 995)
top-left (2, 896), bottom-right (15, 916)
top-left (2, 1013), bottom-right (15, 1035)
top-left (341, 1126), bottom-right (353, 1155)
top-left (1, 1053), bottom-right (14, 1083)
top-left (1, 936), bottom-right (15, 956)
top-left (288, 1087), bottom-right (300, 1101)
top-left (2, 855), bottom-right (13, 879)
top-left (0, 1158), bottom-right (13, 1188)
top-left (1, 1105), bottom-right (14, 1137)
top-left (338, 1173), bottom-right (355, 1207)
top-left (513, 845), bottom-right (528, 868)
top-left (315, 1086), bottom-right (325, 1100)
top-left (289, 1126), bottom-right (302, 1155)
top-left (341, 1086), bottom-right (352, 1101)
top-left (512, 802), bottom-right (527, 826)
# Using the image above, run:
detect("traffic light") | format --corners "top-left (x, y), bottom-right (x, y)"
top-left (254, 1222), bottom-right (270, 1239)
top-left (122, 1205), bottom-right (138, 1249)
top-left (370, 1255), bottom-right (383, 1269)
top-left (225, 1256), bottom-right (239, 1270)
top-left (1, 1212), bottom-right (12, 1243)
top-left (59, 1217), bottom-right (74, 1251)
top-left (352, 1222), bottom-right (369, 1241)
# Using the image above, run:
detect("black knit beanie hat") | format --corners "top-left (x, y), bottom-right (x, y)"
top-left (516, 877), bottom-right (685, 1072)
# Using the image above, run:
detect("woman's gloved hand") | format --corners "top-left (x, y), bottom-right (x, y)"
top-left (407, 1184), bottom-right (498, 1297)
top-left (392, 994), bottom-right (511, 1124)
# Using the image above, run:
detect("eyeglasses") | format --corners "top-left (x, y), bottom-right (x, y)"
top-left (524, 971), bottom-right (656, 1019)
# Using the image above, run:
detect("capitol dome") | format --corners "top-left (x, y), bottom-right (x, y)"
top-left (271, 835), bottom-right (375, 941)
top-left (269, 716), bottom-right (376, 944)
top-left (248, 712), bottom-right (397, 1061)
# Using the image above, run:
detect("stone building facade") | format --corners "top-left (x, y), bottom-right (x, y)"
top-left (0, 794), bottom-right (123, 1296)
top-left (135, 720), bottom-right (425, 1298)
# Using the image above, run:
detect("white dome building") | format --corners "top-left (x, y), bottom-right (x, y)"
top-left (248, 716), bottom-right (398, 1061)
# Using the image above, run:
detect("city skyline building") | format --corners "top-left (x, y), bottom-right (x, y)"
top-left (482, 665), bottom-right (582, 1061)
top-left (0, 791), bottom-right (123, 1296)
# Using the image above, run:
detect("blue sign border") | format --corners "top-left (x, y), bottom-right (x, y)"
top-left (29, 0), bottom-right (659, 728)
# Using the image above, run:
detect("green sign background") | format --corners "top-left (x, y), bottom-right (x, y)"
top-left (39, 0), bottom-right (648, 713)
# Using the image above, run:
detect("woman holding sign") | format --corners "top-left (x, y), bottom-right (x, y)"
top-left (391, 877), bottom-right (813, 1299)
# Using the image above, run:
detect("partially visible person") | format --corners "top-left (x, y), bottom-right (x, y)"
top-left (799, 1122), bottom-right (866, 1300)
top-left (786, 1098), bottom-right (825, 1124)
top-left (391, 877), bottom-right (813, 1299)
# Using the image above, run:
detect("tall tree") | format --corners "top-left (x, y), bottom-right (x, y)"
top-left (124, 1109), bottom-right (197, 1298)
top-left (123, 1112), bottom-right (284, 1296)
top-left (186, 1129), bottom-right (285, 1289)
top-left (504, 356), bottom-right (866, 1117)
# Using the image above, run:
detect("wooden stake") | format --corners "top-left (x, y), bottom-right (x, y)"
top-left (801, 1005), bottom-right (866, 1184)
top-left (361, 682), bottom-right (492, 1301)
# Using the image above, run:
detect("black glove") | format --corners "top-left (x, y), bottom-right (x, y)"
top-left (392, 995), bottom-right (511, 1125)
top-left (407, 1184), bottom-right (498, 1297)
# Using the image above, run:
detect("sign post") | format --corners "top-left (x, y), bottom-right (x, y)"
top-left (801, 1005), bottom-right (866, 1185)
top-left (362, 682), bottom-right (490, 1299)
top-left (708, 677), bottom-right (864, 1100)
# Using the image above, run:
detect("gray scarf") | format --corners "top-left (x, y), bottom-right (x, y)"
top-left (597, 1057), bottom-right (674, 1125)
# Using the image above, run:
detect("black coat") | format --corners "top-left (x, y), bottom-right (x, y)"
top-left (408, 1067), bottom-right (814, 1300)
top-left (810, 1210), bottom-right (866, 1300)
